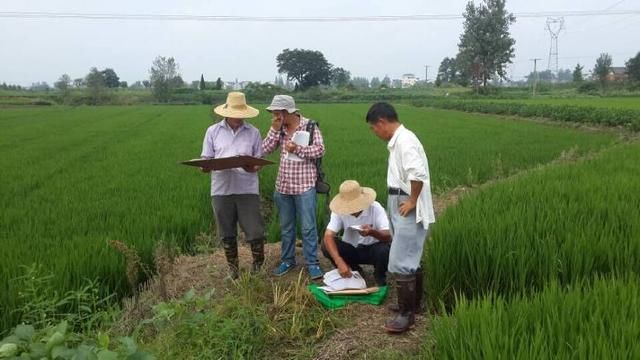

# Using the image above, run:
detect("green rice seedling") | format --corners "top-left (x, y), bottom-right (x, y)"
top-left (426, 277), bottom-right (640, 359)
top-left (426, 142), bottom-right (640, 308)
top-left (0, 104), bottom-right (615, 331)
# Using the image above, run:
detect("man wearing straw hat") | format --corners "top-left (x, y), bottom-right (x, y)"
top-left (200, 92), bottom-right (266, 280)
top-left (321, 180), bottom-right (391, 286)
top-left (262, 95), bottom-right (325, 280)
top-left (366, 102), bottom-right (435, 334)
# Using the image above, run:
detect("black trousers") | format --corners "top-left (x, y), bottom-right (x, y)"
top-left (321, 238), bottom-right (390, 286)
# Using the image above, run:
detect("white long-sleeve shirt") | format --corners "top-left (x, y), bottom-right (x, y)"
top-left (386, 124), bottom-right (435, 229)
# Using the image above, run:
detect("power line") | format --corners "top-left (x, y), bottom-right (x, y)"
top-left (0, 9), bottom-right (639, 22)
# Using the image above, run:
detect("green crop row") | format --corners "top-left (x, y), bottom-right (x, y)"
top-left (426, 277), bottom-right (640, 359)
top-left (0, 104), bottom-right (615, 332)
top-left (425, 142), bottom-right (640, 308)
top-left (414, 99), bottom-right (640, 130)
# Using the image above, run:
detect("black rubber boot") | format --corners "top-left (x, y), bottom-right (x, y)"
top-left (388, 268), bottom-right (423, 314)
top-left (384, 273), bottom-right (416, 333)
top-left (222, 237), bottom-right (239, 279)
top-left (249, 238), bottom-right (265, 273)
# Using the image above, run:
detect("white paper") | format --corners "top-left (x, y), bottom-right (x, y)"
top-left (349, 225), bottom-right (363, 231)
top-left (286, 131), bottom-right (309, 161)
top-left (321, 269), bottom-right (366, 291)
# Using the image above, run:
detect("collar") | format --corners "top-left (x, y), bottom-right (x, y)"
top-left (221, 118), bottom-right (249, 131)
top-left (387, 124), bottom-right (405, 149)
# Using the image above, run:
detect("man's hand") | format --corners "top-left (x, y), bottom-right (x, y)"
top-left (357, 224), bottom-right (374, 237)
top-left (271, 113), bottom-right (283, 131)
top-left (285, 141), bottom-right (298, 153)
top-left (398, 198), bottom-right (417, 217)
top-left (336, 259), bottom-right (353, 278)
top-left (242, 165), bottom-right (260, 173)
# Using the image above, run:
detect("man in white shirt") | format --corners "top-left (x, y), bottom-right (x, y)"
top-left (321, 180), bottom-right (392, 286)
top-left (366, 102), bottom-right (435, 334)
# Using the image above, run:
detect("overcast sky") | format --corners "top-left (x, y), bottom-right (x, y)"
top-left (1, 0), bottom-right (638, 86)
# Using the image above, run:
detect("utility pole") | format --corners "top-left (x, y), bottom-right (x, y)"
top-left (424, 65), bottom-right (429, 84)
top-left (529, 58), bottom-right (542, 97)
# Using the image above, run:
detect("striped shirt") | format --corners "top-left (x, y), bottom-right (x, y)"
top-left (262, 116), bottom-right (325, 195)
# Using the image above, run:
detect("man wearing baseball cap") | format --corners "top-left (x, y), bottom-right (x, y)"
top-left (321, 180), bottom-right (391, 286)
top-left (262, 95), bottom-right (326, 280)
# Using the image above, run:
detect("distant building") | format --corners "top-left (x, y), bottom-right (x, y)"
top-left (225, 78), bottom-right (245, 90)
top-left (606, 67), bottom-right (628, 82)
top-left (401, 74), bottom-right (419, 88)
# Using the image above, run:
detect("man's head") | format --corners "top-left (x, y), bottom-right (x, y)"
top-left (365, 102), bottom-right (400, 141)
top-left (267, 95), bottom-right (300, 125)
top-left (329, 180), bottom-right (376, 216)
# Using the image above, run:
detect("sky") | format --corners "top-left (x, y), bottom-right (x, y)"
top-left (1, 0), bottom-right (639, 86)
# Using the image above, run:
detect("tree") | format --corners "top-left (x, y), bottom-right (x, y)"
top-left (526, 69), bottom-right (555, 83)
top-left (85, 67), bottom-right (106, 104)
top-left (557, 69), bottom-right (572, 82)
top-left (73, 78), bottom-right (84, 88)
top-left (593, 53), bottom-right (612, 88)
top-left (149, 56), bottom-right (180, 102)
top-left (30, 82), bottom-right (50, 91)
top-left (370, 77), bottom-right (381, 88)
top-left (54, 74), bottom-right (71, 92)
top-left (119, 81), bottom-right (128, 88)
top-left (142, 80), bottom-right (151, 88)
top-left (382, 75), bottom-right (391, 88)
top-left (215, 77), bottom-right (223, 90)
top-left (436, 57), bottom-right (459, 85)
top-left (100, 68), bottom-right (120, 88)
top-left (572, 63), bottom-right (584, 82)
top-left (626, 52), bottom-right (640, 82)
top-left (199, 74), bottom-right (206, 90)
top-left (350, 77), bottom-right (369, 89)
top-left (276, 48), bottom-right (332, 90)
top-left (330, 67), bottom-right (351, 88)
top-left (456, 0), bottom-right (516, 89)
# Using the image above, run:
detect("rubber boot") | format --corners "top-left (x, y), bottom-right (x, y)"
top-left (388, 268), bottom-right (424, 314)
top-left (222, 237), bottom-right (239, 280)
top-left (384, 273), bottom-right (416, 333)
top-left (250, 238), bottom-right (265, 273)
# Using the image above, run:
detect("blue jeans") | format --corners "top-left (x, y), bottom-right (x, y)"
top-left (274, 188), bottom-right (319, 266)
top-left (387, 194), bottom-right (430, 275)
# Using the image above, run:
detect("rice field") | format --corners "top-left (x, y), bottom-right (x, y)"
top-left (423, 141), bottom-right (640, 358)
top-left (0, 103), bottom-right (616, 331)
top-left (474, 96), bottom-right (640, 110)
top-left (425, 142), bottom-right (640, 307)
top-left (427, 277), bottom-right (640, 359)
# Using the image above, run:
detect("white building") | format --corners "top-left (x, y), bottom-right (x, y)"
top-left (401, 73), bottom-right (419, 88)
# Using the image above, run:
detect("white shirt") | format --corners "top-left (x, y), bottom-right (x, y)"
top-left (387, 124), bottom-right (436, 229)
top-left (326, 201), bottom-right (390, 247)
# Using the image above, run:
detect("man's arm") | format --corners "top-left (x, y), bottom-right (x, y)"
top-left (358, 225), bottom-right (391, 242)
top-left (200, 128), bottom-right (215, 173)
top-left (398, 180), bottom-right (423, 217)
top-left (292, 124), bottom-right (325, 159)
top-left (323, 230), bottom-right (352, 278)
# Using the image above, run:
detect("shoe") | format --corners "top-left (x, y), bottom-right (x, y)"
top-left (272, 262), bottom-right (295, 277)
top-left (308, 265), bottom-right (323, 280)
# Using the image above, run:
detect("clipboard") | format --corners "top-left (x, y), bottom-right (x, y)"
top-left (323, 287), bottom-right (380, 296)
top-left (180, 155), bottom-right (274, 171)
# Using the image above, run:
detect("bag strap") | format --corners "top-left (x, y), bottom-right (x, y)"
top-left (306, 120), bottom-right (331, 234)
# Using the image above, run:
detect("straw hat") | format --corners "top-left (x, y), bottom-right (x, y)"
top-left (214, 92), bottom-right (259, 118)
top-left (329, 180), bottom-right (377, 215)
